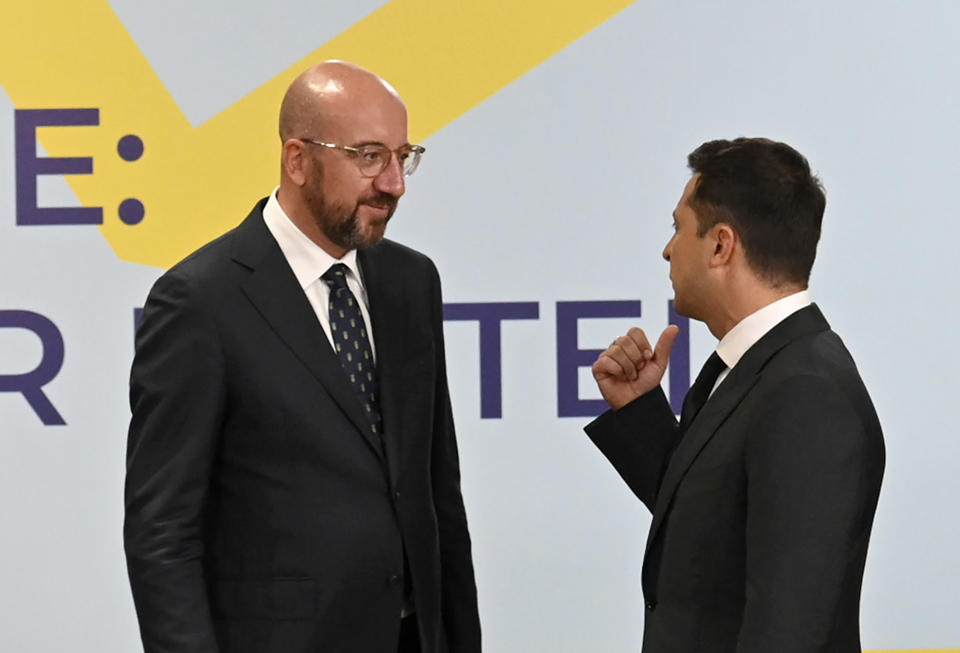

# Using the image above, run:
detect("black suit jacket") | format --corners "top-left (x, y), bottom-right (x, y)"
top-left (125, 200), bottom-right (481, 653)
top-left (586, 305), bottom-right (884, 653)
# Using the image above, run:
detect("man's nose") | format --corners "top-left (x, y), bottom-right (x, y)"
top-left (374, 154), bottom-right (405, 197)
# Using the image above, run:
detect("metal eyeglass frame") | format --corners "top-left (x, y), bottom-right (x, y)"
top-left (299, 138), bottom-right (425, 177)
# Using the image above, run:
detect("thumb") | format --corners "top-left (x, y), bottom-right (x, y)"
top-left (653, 325), bottom-right (680, 365)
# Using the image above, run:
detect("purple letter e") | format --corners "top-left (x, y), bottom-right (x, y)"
top-left (15, 108), bottom-right (102, 225)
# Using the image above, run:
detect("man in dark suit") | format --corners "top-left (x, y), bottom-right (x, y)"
top-left (586, 138), bottom-right (884, 652)
top-left (124, 61), bottom-right (480, 653)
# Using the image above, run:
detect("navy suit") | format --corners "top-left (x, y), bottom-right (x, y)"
top-left (125, 200), bottom-right (480, 653)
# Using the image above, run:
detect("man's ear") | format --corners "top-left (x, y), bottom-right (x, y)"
top-left (282, 139), bottom-right (308, 186)
top-left (710, 223), bottom-right (738, 267)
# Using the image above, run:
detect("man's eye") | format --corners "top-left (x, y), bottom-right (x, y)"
top-left (360, 149), bottom-right (384, 163)
top-left (397, 150), bottom-right (412, 163)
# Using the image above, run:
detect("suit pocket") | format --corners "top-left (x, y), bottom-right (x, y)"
top-left (210, 577), bottom-right (316, 620)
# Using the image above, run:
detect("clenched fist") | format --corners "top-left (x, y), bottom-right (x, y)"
top-left (591, 325), bottom-right (680, 410)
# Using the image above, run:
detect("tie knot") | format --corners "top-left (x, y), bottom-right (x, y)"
top-left (321, 263), bottom-right (351, 290)
top-left (700, 352), bottom-right (727, 388)
top-left (679, 351), bottom-right (727, 429)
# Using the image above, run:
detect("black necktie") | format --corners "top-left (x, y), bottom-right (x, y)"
top-left (321, 263), bottom-right (382, 437)
top-left (679, 351), bottom-right (726, 430)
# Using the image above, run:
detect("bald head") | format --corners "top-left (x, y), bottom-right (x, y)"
top-left (279, 61), bottom-right (404, 142)
top-left (275, 61), bottom-right (410, 257)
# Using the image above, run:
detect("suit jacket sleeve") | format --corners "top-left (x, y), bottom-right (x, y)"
top-left (124, 269), bottom-right (225, 653)
top-left (584, 386), bottom-right (681, 512)
top-left (426, 262), bottom-right (482, 653)
top-left (737, 374), bottom-right (883, 652)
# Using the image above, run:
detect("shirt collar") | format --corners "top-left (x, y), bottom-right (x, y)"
top-left (715, 290), bottom-right (812, 370)
top-left (261, 188), bottom-right (363, 289)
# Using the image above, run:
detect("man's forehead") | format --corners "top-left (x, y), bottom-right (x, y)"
top-left (674, 175), bottom-right (698, 209)
top-left (325, 100), bottom-right (408, 144)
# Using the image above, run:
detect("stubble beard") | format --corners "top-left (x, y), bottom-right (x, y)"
top-left (305, 178), bottom-right (397, 251)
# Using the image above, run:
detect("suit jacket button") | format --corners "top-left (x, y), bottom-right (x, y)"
top-left (388, 574), bottom-right (402, 586)
top-left (394, 490), bottom-right (401, 500)
top-left (645, 600), bottom-right (657, 611)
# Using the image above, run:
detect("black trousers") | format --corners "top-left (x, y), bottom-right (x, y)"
top-left (397, 615), bottom-right (420, 653)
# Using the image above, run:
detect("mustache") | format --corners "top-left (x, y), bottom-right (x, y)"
top-left (360, 192), bottom-right (398, 212)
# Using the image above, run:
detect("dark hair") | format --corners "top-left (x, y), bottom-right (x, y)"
top-left (687, 137), bottom-right (826, 285)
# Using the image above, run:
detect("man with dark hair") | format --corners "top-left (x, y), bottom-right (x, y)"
top-left (685, 138), bottom-right (826, 285)
top-left (586, 137), bottom-right (884, 652)
top-left (124, 61), bottom-right (481, 653)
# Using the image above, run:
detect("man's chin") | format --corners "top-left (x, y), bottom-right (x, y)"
top-left (671, 295), bottom-right (691, 318)
top-left (363, 214), bottom-right (390, 238)
top-left (354, 222), bottom-right (388, 249)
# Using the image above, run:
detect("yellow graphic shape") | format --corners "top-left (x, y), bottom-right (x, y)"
top-left (0, 0), bottom-right (634, 268)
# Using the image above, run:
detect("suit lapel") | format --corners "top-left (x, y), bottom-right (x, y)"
top-left (230, 204), bottom-right (386, 463)
top-left (646, 370), bottom-right (758, 548)
top-left (645, 304), bottom-right (832, 549)
top-left (358, 245), bottom-right (407, 481)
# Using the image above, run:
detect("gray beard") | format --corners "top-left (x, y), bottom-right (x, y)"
top-left (305, 192), bottom-right (394, 251)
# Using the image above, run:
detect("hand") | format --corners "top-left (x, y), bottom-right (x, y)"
top-left (591, 325), bottom-right (680, 410)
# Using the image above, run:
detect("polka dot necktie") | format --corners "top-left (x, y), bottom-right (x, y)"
top-left (321, 263), bottom-right (382, 437)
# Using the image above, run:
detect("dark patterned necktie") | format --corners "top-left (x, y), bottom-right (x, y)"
top-left (679, 351), bottom-right (726, 430)
top-left (321, 263), bottom-right (382, 437)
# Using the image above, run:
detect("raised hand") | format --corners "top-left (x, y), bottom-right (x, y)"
top-left (591, 325), bottom-right (680, 410)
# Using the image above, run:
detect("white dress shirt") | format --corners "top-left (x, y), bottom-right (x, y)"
top-left (709, 290), bottom-right (812, 396)
top-left (261, 189), bottom-right (376, 360)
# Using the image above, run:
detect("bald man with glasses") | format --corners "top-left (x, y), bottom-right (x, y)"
top-left (124, 61), bottom-right (481, 653)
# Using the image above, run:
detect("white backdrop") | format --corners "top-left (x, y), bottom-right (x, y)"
top-left (1, 1), bottom-right (958, 651)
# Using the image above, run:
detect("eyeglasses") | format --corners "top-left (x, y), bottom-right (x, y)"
top-left (299, 139), bottom-right (426, 177)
